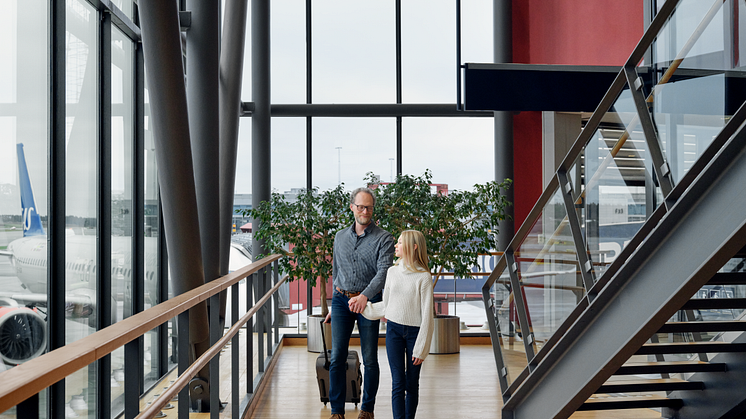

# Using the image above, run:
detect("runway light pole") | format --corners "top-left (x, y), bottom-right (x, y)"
top-left (335, 147), bottom-right (342, 185)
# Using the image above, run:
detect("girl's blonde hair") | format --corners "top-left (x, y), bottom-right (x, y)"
top-left (396, 230), bottom-right (429, 272)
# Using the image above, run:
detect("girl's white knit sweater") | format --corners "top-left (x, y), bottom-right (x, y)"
top-left (362, 263), bottom-right (434, 359)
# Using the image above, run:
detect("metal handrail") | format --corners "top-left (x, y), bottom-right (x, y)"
top-left (138, 271), bottom-right (286, 418)
top-left (0, 254), bottom-right (283, 416)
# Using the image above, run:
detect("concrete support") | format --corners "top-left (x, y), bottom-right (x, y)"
top-left (137, 0), bottom-right (209, 389)
top-left (494, 0), bottom-right (514, 251)
top-left (252, 0), bottom-right (271, 258)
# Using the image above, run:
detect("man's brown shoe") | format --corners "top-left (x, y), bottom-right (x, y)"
top-left (330, 414), bottom-right (345, 419)
top-left (358, 411), bottom-right (374, 419)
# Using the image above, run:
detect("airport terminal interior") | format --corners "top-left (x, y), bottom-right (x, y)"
top-left (2, 0), bottom-right (746, 418)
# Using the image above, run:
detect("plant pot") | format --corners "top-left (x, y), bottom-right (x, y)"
top-left (429, 315), bottom-right (460, 354)
top-left (307, 314), bottom-right (332, 353)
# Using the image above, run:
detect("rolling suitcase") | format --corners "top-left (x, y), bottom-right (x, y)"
top-left (316, 320), bottom-right (362, 406)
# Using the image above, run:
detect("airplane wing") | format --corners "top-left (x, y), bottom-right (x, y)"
top-left (0, 292), bottom-right (92, 306)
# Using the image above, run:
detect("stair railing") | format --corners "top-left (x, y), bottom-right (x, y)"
top-left (481, 0), bottom-right (746, 401)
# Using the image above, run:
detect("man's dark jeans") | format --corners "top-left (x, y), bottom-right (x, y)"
top-left (329, 290), bottom-right (382, 415)
top-left (386, 320), bottom-right (422, 419)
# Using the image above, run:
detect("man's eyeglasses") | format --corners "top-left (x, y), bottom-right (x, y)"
top-left (353, 204), bottom-right (374, 213)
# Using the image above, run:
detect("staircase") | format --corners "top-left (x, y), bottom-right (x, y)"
top-left (478, 0), bottom-right (746, 418)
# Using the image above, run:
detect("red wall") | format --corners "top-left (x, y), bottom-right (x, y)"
top-left (510, 0), bottom-right (643, 226)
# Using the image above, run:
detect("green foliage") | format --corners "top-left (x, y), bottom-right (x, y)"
top-left (366, 170), bottom-right (512, 287)
top-left (240, 171), bottom-right (512, 316)
top-left (240, 185), bottom-right (352, 316)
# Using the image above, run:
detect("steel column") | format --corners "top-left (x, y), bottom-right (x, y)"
top-left (493, 0), bottom-right (513, 251)
top-left (252, 0), bottom-right (271, 260)
top-left (219, 0), bottom-right (249, 278)
top-left (138, 0), bottom-right (210, 391)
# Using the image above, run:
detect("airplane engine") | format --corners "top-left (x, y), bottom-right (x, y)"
top-left (0, 307), bottom-right (47, 365)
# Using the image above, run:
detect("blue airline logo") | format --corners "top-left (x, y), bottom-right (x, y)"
top-left (17, 143), bottom-right (45, 237)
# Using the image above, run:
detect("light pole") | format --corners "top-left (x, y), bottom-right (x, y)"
top-left (335, 147), bottom-right (342, 185)
top-left (389, 158), bottom-right (394, 182)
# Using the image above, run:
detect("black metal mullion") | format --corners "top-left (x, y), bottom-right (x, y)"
top-left (505, 252), bottom-right (537, 364)
top-left (231, 282), bottom-right (239, 418)
top-left (209, 293), bottom-right (220, 418)
top-left (49, 0), bottom-right (67, 415)
top-left (157, 191), bottom-right (169, 377)
top-left (258, 270), bottom-right (265, 372)
top-left (97, 10), bottom-right (113, 419)
top-left (177, 311), bottom-right (190, 419)
top-left (247, 272), bottom-right (255, 393)
top-left (623, 66), bottom-right (675, 202)
top-left (557, 170), bottom-right (596, 296)
top-left (133, 33), bottom-right (146, 396)
top-left (305, 0), bottom-right (313, 322)
top-left (273, 261), bottom-right (280, 342)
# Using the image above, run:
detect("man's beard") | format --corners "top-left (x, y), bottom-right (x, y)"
top-left (355, 214), bottom-right (371, 226)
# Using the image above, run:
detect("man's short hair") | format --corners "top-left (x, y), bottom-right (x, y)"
top-left (350, 187), bottom-right (376, 207)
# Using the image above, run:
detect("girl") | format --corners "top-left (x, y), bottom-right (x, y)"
top-left (359, 230), bottom-right (434, 419)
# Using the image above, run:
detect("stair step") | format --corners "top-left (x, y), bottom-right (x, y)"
top-left (707, 272), bottom-right (746, 285)
top-left (616, 361), bottom-right (727, 375)
top-left (579, 395), bottom-right (683, 411)
top-left (597, 378), bottom-right (704, 393)
top-left (658, 321), bottom-right (746, 333)
top-left (637, 341), bottom-right (746, 355)
top-left (681, 298), bottom-right (746, 310)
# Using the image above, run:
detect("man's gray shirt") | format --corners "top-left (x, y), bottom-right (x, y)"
top-left (333, 222), bottom-right (395, 299)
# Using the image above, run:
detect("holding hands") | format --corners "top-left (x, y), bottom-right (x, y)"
top-left (348, 294), bottom-right (369, 313)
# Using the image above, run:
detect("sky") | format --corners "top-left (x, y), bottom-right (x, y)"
top-left (0, 0), bottom-right (496, 218)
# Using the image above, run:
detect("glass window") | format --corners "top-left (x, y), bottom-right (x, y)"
top-left (272, 0), bottom-right (306, 103)
top-left (311, 118), bottom-right (396, 190)
top-left (272, 118), bottom-right (307, 194)
top-left (312, 1), bottom-right (395, 103)
top-left (402, 118), bottom-right (493, 191)
top-left (401, 0), bottom-right (455, 103)
top-left (66, 0), bottom-right (99, 416)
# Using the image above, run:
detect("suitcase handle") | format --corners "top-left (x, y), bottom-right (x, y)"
top-left (321, 318), bottom-right (330, 369)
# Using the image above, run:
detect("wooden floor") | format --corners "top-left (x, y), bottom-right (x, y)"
top-left (247, 342), bottom-right (665, 419)
top-left (49, 333), bottom-right (665, 419)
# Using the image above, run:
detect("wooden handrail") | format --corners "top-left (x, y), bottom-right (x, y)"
top-left (137, 273), bottom-right (287, 419)
top-left (0, 254), bottom-right (282, 414)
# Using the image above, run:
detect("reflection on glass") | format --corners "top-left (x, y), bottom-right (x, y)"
top-left (646, 0), bottom-right (744, 183)
top-left (66, 0), bottom-right (98, 416)
top-left (109, 27), bottom-right (133, 417)
top-left (0, 5), bottom-right (48, 419)
top-left (491, 271), bottom-right (527, 386)
top-left (577, 86), bottom-right (651, 278)
top-left (515, 188), bottom-right (582, 354)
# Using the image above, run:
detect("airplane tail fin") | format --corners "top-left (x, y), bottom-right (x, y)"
top-left (17, 143), bottom-right (45, 237)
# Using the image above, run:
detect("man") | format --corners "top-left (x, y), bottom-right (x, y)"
top-left (326, 187), bottom-right (395, 419)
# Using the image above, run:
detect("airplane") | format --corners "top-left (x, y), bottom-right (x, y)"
top-left (0, 143), bottom-right (255, 368)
